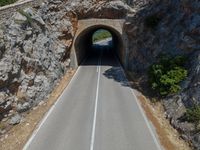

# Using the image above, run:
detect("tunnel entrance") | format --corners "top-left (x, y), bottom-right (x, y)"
top-left (74, 26), bottom-right (123, 65)
top-left (70, 19), bottom-right (126, 68)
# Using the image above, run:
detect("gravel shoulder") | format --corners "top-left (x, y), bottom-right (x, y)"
top-left (132, 89), bottom-right (191, 150)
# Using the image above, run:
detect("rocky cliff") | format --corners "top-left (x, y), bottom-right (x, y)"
top-left (0, 0), bottom-right (200, 149)
top-left (0, 1), bottom-right (74, 124)
top-left (0, 0), bottom-right (130, 135)
top-left (125, 0), bottom-right (200, 149)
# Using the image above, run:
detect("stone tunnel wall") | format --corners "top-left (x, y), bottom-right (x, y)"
top-left (70, 19), bottom-right (129, 68)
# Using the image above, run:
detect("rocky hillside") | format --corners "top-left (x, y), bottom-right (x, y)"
top-left (0, 0), bottom-right (200, 149)
top-left (0, 1), bottom-right (74, 125)
top-left (0, 0), bottom-right (130, 138)
top-left (125, 0), bottom-right (200, 149)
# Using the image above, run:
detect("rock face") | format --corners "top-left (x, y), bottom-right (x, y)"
top-left (125, 0), bottom-right (200, 149)
top-left (0, 0), bottom-right (131, 131)
top-left (0, 0), bottom-right (200, 149)
top-left (72, 0), bottom-right (131, 19)
top-left (9, 114), bottom-right (21, 125)
top-left (0, 0), bottom-right (131, 115)
top-left (0, 0), bottom-right (75, 127)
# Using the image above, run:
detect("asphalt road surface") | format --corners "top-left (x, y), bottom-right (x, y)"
top-left (24, 39), bottom-right (162, 150)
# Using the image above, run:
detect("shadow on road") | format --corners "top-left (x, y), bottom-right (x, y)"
top-left (81, 39), bottom-right (130, 87)
top-left (103, 67), bottom-right (130, 87)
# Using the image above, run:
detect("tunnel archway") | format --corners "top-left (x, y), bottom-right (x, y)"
top-left (75, 25), bottom-right (123, 65)
top-left (70, 19), bottom-right (126, 68)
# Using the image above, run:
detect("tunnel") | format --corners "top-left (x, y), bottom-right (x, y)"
top-left (71, 24), bottom-right (125, 67)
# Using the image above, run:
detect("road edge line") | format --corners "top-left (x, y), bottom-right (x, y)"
top-left (23, 66), bottom-right (81, 150)
top-left (130, 89), bottom-right (163, 150)
top-left (114, 56), bottom-right (162, 150)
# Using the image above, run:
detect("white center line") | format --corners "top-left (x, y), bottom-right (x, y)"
top-left (90, 52), bottom-right (102, 150)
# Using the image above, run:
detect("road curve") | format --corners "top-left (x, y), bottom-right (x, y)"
top-left (23, 40), bottom-right (162, 150)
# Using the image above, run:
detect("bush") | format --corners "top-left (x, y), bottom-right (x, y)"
top-left (18, 9), bottom-right (33, 26)
top-left (185, 106), bottom-right (200, 123)
top-left (0, 0), bottom-right (17, 6)
top-left (145, 14), bottom-right (161, 29)
top-left (149, 55), bottom-right (188, 96)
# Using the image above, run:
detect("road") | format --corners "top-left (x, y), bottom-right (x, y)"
top-left (23, 39), bottom-right (162, 150)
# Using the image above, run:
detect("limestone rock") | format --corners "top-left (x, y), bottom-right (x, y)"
top-left (9, 114), bottom-right (21, 125)
top-left (13, 12), bottom-right (27, 22)
top-left (17, 102), bottom-right (30, 113)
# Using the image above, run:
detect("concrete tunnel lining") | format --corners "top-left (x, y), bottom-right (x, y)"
top-left (70, 19), bottom-right (126, 68)
top-left (74, 25), bottom-right (124, 65)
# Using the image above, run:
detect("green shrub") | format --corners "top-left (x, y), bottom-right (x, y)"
top-left (185, 106), bottom-right (200, 123)
top-left (145, 14), bottom-right (161, 29)
top-left (18, 9), bottom-right (33, 26)
top-left (0, 0), bottom-right (17, 6)
top-left (149, 55), bottom-right (188, 96)
top-left (93, 29), bottom-right (112, 43)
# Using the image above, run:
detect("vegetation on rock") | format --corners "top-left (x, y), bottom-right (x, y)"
top-left (149, 55), bottom-right (188, 96)
top-left (185, 106), bottom-right (200, 123)
top-left (18, 9), bottom-right (33, 26)
top-left (0, 0), bottom-right (17, 7)
top-left (145, 14), bottom-right (161, 29)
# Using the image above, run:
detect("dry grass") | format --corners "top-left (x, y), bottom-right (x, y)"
top-left (0, 122), bottom-right (6, 130)
top-left (0, 69), bottom-right (76, 150)
top-left (16, 90), bottom-right (27, 103)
